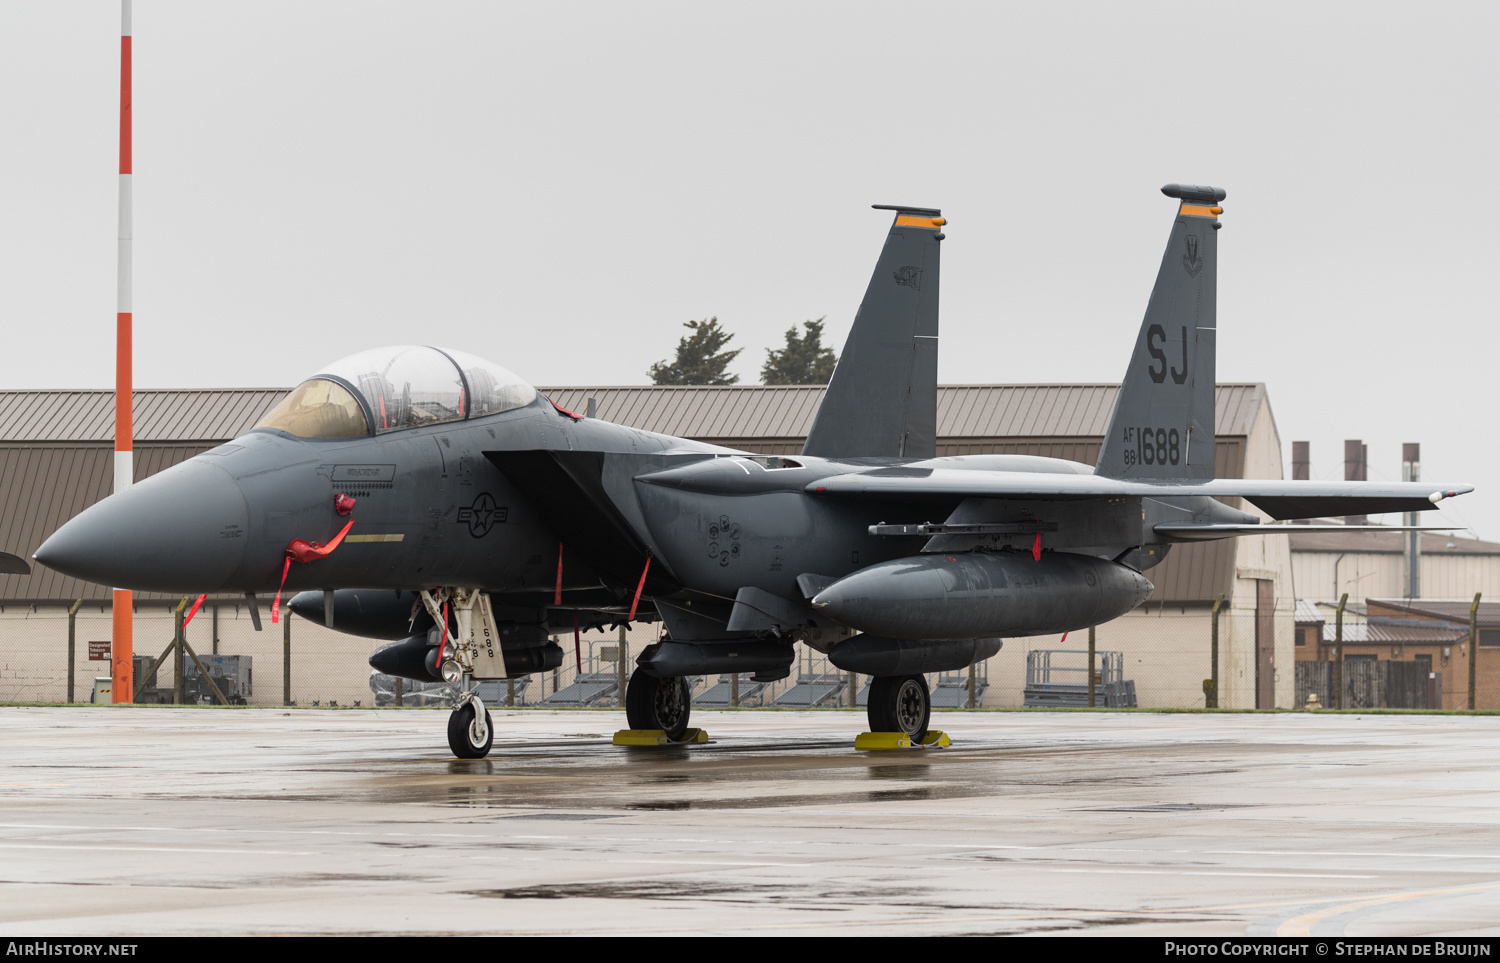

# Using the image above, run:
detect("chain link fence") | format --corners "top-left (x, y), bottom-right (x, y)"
top-left (1, 596), bottom-right (1494, 711)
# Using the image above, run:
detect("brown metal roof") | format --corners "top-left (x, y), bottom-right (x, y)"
top-left (539, 384), bottom-right (1267, 442)
top-left (1319, 620), bottom-right (1468, 643)
top-left (0, 390), bottom-right (288, 443)
top-left (1367, 599), bottom-right (1500, 627)
top-left (1, 384), bottom-right (1266, 444)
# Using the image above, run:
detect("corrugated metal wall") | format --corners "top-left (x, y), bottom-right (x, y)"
top-left (0, 443), bottom-right (216, 602)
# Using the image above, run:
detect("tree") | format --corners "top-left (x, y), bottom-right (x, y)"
top-left (761, 317), bottom-right (838, 385)
top-left (649, 317), bottom-right (742, 385)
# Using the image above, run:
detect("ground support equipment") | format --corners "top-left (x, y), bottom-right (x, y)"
top-left (854, 730), bottom-right (950, 751)
top-left (613, 728), bottom-right (711, 746)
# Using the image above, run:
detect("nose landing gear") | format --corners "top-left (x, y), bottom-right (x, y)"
top-left (447, 692), bottom-right (493, 759)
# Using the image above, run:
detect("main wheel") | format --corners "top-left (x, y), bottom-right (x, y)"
top-left (867, 674), bottom-right (931, 740)
top-left (447, 702), bottom-right (493, 759)
top-left (625, 667), bottom-right (691, 741)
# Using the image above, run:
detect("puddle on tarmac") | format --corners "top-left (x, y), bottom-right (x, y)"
top-left (352, 757), bottom-right (988, 811)
top-left (1077, 803), bottom-right (1259, 813)
top-left (946, 916), bottom-right (1214, 937)
top-left (316, 743), bottom-right (1117, 812)
top-left (469, 880), bottom-right (929, 904)
top-left (491, 812), bottom-right (616, 821)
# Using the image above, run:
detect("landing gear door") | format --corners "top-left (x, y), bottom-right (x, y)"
top-left (466, 592), bottom-right (508, 679)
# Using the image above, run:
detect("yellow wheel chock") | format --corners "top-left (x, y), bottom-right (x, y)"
top-left (855, 730), bottom-right (951, 751)
top-left (612, 728), bottom-right (711, 746)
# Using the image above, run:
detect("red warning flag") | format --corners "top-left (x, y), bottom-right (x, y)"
top-left (628, 558), bottom-right (651, 621)
top-left (272, 518), bottom-right (355, 623)
top-left (182, 593), bottom-right (207, 629)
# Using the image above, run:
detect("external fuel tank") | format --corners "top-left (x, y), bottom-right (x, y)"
top-left (810, 551), bottom-right (1152, 641)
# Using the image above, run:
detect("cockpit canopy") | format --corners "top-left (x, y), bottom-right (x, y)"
top-left (255, 345), bottom-right (537, 438)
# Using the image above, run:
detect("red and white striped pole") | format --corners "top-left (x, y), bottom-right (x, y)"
top-left (111, 0), bottom-right (134, 704)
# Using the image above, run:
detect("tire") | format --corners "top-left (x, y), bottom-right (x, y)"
top-left (867, 674), bottom-right (931, 740)
top-left (447, 702), bottom-right (493, 759)
top-left (624, 667), bottom-right (691, 741)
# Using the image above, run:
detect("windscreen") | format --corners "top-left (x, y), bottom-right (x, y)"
top-left (255, 379), bottom-right (370, 438)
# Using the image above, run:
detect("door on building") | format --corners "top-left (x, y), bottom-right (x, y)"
top-left (1414, 653), bottom-right (1435, 709)
top-left (1256, 579), bottom-right (1275, 709)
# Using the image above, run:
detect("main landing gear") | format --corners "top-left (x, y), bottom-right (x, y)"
top-left (625, 667), bottom-right (692, 742)
top-left (447, 692), bottom-right (493, 759)
top-left (867, 674), bottom-right (931, 741)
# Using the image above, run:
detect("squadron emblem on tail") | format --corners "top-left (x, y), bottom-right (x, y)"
top-left (1182, 234), bottom-right (1204, 277)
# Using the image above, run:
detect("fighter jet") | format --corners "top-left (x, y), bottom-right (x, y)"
top-left (37, 186), bottom-right (1471, 758)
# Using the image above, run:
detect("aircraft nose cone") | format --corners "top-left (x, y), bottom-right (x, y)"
top-left (36, 458), bottom-right (250, 593)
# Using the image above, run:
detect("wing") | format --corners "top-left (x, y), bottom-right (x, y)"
top-left (805, 468), bottom-right (1472, 521)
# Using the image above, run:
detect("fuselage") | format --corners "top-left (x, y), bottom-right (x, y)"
top-left (38, 341), bottom-right (1233, 647)
top-left (38, 390), bottom-right (1158, 606)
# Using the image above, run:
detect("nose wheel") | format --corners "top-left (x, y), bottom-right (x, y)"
top-left (447, 695), bottom-right (493, 758)
top-left (867, 674), bottom-right (931, 740)
top-left (625, 667), bottom-right (692, 742)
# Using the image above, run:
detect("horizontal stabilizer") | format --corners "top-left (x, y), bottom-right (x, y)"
top-left (1155, 523), bottom-right (1461, 542)
top-left (0, 552), bottom-right (31, 576)
top-left (806, 468), bottom-right (1472, 520)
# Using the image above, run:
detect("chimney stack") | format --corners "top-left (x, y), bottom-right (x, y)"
top-left (1403, 443), bottom-right (1421, 598)
top-left (1292, 441), bottom-right (1310, 523)
top-left (1344, 439), bottom-right (1368, 525)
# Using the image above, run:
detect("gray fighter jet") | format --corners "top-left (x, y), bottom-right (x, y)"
top-left (37, 186), bottom-right (1471, 757)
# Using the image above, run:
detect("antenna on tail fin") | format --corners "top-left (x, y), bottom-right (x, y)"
top-left (801, 205), bottom-right (945, 460)
top-left (1095, 185), bottom-right (1226, 480)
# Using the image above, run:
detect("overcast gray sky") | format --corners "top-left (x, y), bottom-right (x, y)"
top-left (2, 2), bottom-right (1496, 538)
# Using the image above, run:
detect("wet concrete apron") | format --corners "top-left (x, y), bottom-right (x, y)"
top-left (1, 707), bottom-right (1498, 936)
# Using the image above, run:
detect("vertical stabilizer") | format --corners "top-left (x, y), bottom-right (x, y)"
top-left (1095, 184), bottom-right (1224, 480)
top-left (802, 205), bottom-right (944, 460)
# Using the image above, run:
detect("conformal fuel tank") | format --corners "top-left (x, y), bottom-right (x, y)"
top-left (810, 551), bottom-right (1153, 640)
